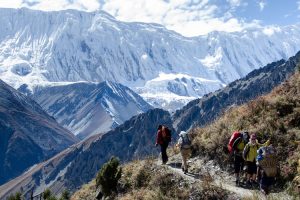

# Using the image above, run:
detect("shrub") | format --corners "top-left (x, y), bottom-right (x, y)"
top-left (59, 190), bottom-right (70, 200)
top-left (96, 156), bottom-right (122, 197)
top-left (7, 192), bottom-right (22, 200)
top-left (43, 189), bottom-right (52, 199)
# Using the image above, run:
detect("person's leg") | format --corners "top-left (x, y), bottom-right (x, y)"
top-left (165, 142), bottom-right (169, 162)
top-left (181, 150), bottom-right (188, 172)
top-left (234, 155), bottom-right (242, 185)
top-left (161, 143), bottom-right (168, 164)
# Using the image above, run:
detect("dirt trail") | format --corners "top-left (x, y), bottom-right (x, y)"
top-left (157, 154), bottom-right (295, 200)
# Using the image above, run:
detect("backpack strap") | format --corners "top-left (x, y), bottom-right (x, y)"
top-left (243, 144), bottom-right (250, 160)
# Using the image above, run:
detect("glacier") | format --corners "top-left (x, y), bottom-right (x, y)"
top-left (0, 8), bottom-right (300, 110)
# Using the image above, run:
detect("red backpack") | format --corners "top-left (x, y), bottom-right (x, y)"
top-left (227, 131), bottom-right (241, 153)
top-left (162, 127), bottom-right (171, 143)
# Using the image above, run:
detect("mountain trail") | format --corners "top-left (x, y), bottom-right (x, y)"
top-left (156, 154), bottom-right (295, 200)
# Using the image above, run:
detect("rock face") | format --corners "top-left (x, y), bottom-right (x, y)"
top-left (173, 51), bottom-right (300, 132)
top-left (0, 79), bottom-right (79, 185)
top-left (30, 81), bottom-right (153, 139)
top-left (0, 108), bottom-right (173, 198)
top-left (1, 8), bottom-right (300, 109)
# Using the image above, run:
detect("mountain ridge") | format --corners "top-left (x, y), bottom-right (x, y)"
top-left (1, 8), bottom-right (300, 109)
top-left (0, 79), bottom-right (79, 185)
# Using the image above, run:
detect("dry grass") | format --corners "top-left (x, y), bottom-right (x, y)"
top-left (71, 180), bottom-right (97, 200)
top-left (192, 72), bottom-right (300, 194)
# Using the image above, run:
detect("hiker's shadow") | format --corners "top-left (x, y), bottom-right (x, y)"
top-left (167, 162), bottom-right (200, 179)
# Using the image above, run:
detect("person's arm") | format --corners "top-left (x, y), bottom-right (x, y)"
top-left (232, 137), bottom-right (242, 151)
top-left (257, 139), bottom-right (270, 147)
top-left (156, 130), bottom-right (162, 146)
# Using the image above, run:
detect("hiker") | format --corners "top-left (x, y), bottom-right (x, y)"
top-left (176, 131), bottom-right (192, 174)
top-left (243, 133), bottom-right (270, 187)
top-left (232, 131), bottom-right (249, 186)
top-left (155, 125), bottom-right (171, 164)
top-left (256, 145), bottom-right (278, 195)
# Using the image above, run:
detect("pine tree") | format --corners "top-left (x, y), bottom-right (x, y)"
top-left (96, 156), bottom-right (122, 197)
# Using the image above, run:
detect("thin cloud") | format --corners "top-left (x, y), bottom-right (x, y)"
top-left (298, 1), bottom-right (300, 10)
top-left (0, 0), bottom-right (261, 37)
top-left (258, 1), bottom-right (266, 11)
top-left (227, 0), bottom-right (242, 7)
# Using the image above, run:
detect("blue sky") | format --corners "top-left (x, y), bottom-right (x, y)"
top-left (0, 0), bottom-right (299, 36)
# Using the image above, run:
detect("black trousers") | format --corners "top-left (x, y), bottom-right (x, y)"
top-left (160, 142), bottom-right (169, 163)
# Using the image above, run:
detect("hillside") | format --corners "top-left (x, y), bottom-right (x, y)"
top-left (191, 71), bottom-right (300, 192)
top-left (72, 71), bottom-right (300, 199)
top-left (0, 79), bottom-right (78, 185)
top-left (173, 51), bottom-right (300, 132)
top-left (0, 109), bottom-right (173, 199)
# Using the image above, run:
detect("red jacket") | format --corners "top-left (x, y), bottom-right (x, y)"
top-left (156, 130), bottom-right (164, 145)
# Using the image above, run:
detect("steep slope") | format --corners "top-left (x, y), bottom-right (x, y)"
top-left (173, 51), bottom-right (300, 132)
top-left (192, 71), bottom-right (300, 194)
top-left (1, 8), bottom-right (300, 109)
top-left (30, 81), bottom-right (153, 139)
top-left (0, 79), bottom-right (79, 185)
top-left (0, 109), bottom-right (173, 199)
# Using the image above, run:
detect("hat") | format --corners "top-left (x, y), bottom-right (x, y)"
top-left (179, 131), bottom-right (187, 136)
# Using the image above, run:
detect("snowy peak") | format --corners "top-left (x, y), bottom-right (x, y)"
top-left (31, 81), bottom-right (153, 139)
top-left (1, 8), bottom-right (300, 110)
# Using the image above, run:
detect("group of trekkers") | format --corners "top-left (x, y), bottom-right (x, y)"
top-left (155, 125), bottom-right (192, 173)
top-left (228, 131), bottom-right (278, 195)
top-left (155, 125), bottom-right (278, 195)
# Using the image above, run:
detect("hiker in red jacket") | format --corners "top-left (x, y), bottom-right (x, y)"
top-left (155, 125), bottom-right (170, 164)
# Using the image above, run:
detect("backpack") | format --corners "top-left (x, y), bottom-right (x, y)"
top-left (162, 127), bottom-right (171, 143)
top-left (258, 146), bottom-right (277, 177)
top-left (181, 134), bottom-right (191, 149)
top-left (228, 131), bottom-right (241, 153)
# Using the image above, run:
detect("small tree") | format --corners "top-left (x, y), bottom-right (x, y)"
top-left (96, 157), bottom-right (122, 197)
top-left (7, 192), bottom-right (22, 200)
top-left (59, 189), bottom-right (70, 200)
top-left (43, 189), bottom-right (51, 199)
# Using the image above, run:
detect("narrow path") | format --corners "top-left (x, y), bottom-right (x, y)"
top-left (156, 155), bottom-right (295, 200)
top-left (166, 162), bottom-right (255, 199)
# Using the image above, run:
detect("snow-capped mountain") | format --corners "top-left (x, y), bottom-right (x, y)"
top-left (28, 81), bottom-right (152, 139)
top-left (1, 8), bottom-right (300, 110)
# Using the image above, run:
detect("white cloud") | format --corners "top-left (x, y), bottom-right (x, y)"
top-left (227, 0), bottom-right (242, 7)
top-left (0, 0), bottom-right (260, 37)
top-left (297, 1), bottom-right (300, 10)
top-left (262, 26), bottom-right (281, 36)
top-left (258, 1), bottom-right (266, 11)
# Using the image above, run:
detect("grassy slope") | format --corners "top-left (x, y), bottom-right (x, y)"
top-left (192, 72), bottom-right (300, 191)
top-left (72, 72), bottom-right (300, 199)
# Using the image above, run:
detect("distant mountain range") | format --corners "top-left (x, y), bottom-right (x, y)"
top-left (1, 8), bottom-right (300, 110)
top-left (0, 79), bottom-right (78, 185)
top-left (27, 81), bottom-right (152, 139)
top-left (0, 109), bottom-right (172, 198)
top-left (1, 51), bottom-right (299, 198)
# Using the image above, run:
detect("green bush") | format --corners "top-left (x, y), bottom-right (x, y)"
top-left (59, 190), bottom-right (70, 200)
top-left (96, 156), bottom-right (122, 197)
top-left (7, 192), bottom-right (22, 200)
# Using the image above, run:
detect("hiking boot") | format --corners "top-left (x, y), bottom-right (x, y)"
top-left (260, 188), bottom-right (266, 195)
top-left (181, 167), bottom-right (184, 172)
top-left (246, 181), bottom-right (252, 188)
top-left (184, 169), bottom-right (188, 174)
